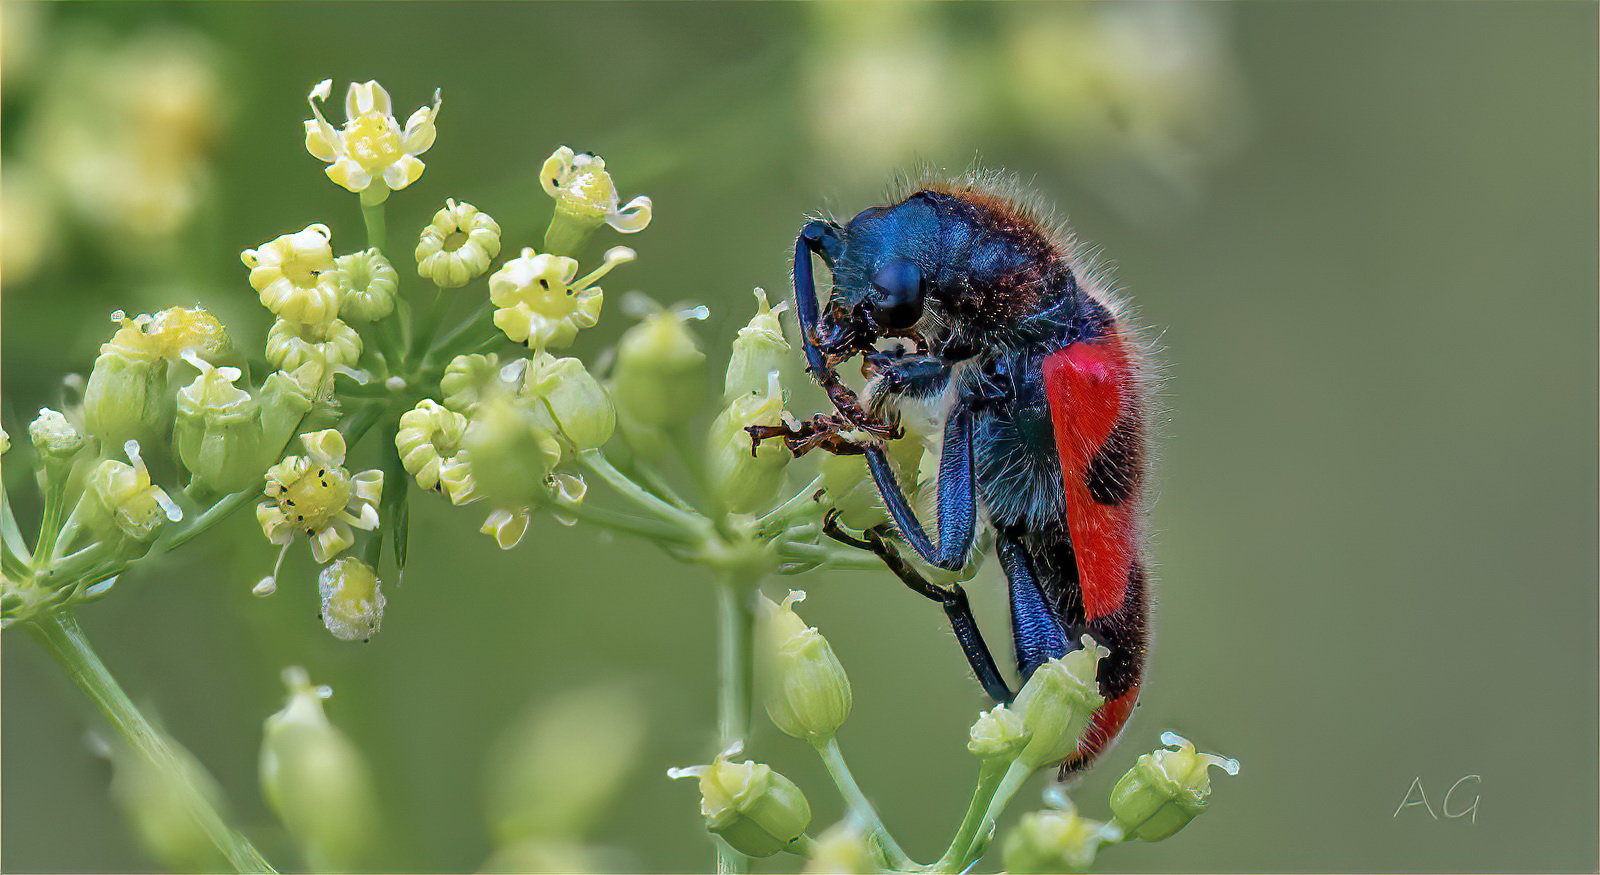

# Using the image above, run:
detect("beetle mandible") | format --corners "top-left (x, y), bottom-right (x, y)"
top-left (752, 175), bottom-right (1154, 774)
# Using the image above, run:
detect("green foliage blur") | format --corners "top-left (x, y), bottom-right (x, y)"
top-left (3, 2), bottom-right (1595, 872)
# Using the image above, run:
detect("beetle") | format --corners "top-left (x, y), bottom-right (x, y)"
top-left (752, 175), bottom-right (1154, 774)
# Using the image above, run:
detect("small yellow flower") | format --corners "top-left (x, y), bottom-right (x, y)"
top-left (415, 199), bottom-right (502, 288)
top-left (258, 430), bottom-right (382, 564)
top-left (396, 399), bottom-right (476, 505)
top-left (304, 79), bottom-right (440, 205)
top-left (489, 246), bottom-right (633, 350)
top-left (144, 307), bottom-right (231, 359)
top-left (333, 248), bottom-right (398, 322)
top-left (540, 146), bottom-right (653, 234)
top-left (86, 440), bottom-right (184, 541)
top-left (242, 224), bottom-right (343, 325)
top-left (318, 558), bottom-right (386, 642)
top-left (266, 317), bottom-right (363, 377)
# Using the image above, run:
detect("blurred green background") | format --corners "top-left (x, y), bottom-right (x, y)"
top-left (3, 2), bottom-right (1596, 872)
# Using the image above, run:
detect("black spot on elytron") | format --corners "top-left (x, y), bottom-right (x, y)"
top-left (1084, 416), bottom-right (1143, 506)
top-left (1089, 562), bottom-right (1149, 700)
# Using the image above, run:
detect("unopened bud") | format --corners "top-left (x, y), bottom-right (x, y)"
top-left (266, 317), bottom-right (363, 376)
top-left (758, 591), bottom-right (851, 742)
top-left (1109, 731), bottom-right (1238, 842)
top-left (708, 371), bottom-right (789, 515)
top-left (105, 737), bottom-right (229, 873)
top-left (29, 408), bottom-right (87, 463)
top-left (83, 311), bottom-right (171, 449)
top-left (968, 704), bottom-right (1031, 761)
top-left (318, 558), bottom-right (385, 642)
top-left (259, 365), bottom-right (319, 453)
top-left (175, 355), bottom-right (267, 494)
top-left (724, 287), bottom-right (790, 403)
top-left (670, 750), bottom-right (811, 858)
top-left (465, 392), bottom-right (561, 511)
top-left (803, 820), bottom-right (875, 874)
top-left (1012, 636), bottom-right (1107, 770)
top-left (521, 353), bottom-right (615, 453)
top-left (611, 299), bottom-right (707, 442)
top-left (396, 399), bottom-right (477, 505)
top-left (820, 434), bottom-right (922, 530)
top-left (1003, 808), bottom-right (1122, 874)
top-left (440, 353), bottom-right (504, 414)
top-left (83, 441), bottom-right (183, 545)
top-left (260, 667), bottom-right (377, 870)
top-left (333, 248), bottom-right (398, 322)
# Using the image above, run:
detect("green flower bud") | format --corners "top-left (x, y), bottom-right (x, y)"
top-left (803, 820), bottom-right (875, 874)
top-left (416, 199), bottom-right (501, 288)
top-left (29, 407), bottom-right (87, 463)
top-left (333, 248), bottom-right (398, 322)
top-left (708, 371), bottom-right (790, 515)
top-left (465, 391), bottom-right (561, 511)
top-left (759, 591), bottom-right (851, 742)
top-left (967, 704), bottom-right (1030, 761)
top-left (82, 440), bottom-right (183, 544)
top-left (486, 685), bottom-right (647, 843)
top-left (1002, 808), bottom-right (1122, 874)
top-left (521, 353), bottom-right (615, 453)
top-left (260, 667), bottom-right (377, 871)
top-left (266, 317), bottom-right (363, 377)
top-left (611, 300), bottom-right (707, 444)
top-left (539, 146), bottom-right (652, 256)
top-left (820, 434), bottom-right (923, 530)
top-left (104, 737), bottom-right (229, 873)
top-left (1109, 731), bottom-right (1238, 842)
top-left (724, 287), bottom-right (790, 403)
top-left (1012, 636), bottom-right (1107, 770)
top-left (441, 353), bottom-right (504, 414)
top-left (83, 311), bottom-right (171, 449)
top-left (670, 750), bottom-right (811, 858)
top-left (318, 557), bottom-right (385, 641)
top-left (175, 355), bottom-right (267, 494)
top-left (396, 399), bottom-right (477, 505)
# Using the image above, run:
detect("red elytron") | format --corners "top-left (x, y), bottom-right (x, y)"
top-left (756, 176), bottom-right (1154, 774)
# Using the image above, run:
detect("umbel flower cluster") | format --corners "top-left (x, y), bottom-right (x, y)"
top-left (2, 75), bottom-right (1235, 875)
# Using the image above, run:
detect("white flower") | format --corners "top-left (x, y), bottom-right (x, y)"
top-left (303, 79), bottom-right (440, 205)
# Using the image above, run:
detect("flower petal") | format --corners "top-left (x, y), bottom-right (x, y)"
top-left (311, 522), bottom-right (354, 563)
top-left (304, 119), bottom-right (339, 162)
top-left (607, 195), bottom-right (654, 233)
top-left (382, 154), bottom-right (425, 191)
top-left (540, 146), bottom-right (576, 198)
top-left (401, 108), bottom-right (437, 155)
top-left (327, 158), bottom-right (372, 193)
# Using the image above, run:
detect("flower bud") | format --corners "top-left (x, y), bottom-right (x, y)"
top-left (486, 685), bottom-right (647, 843)
top-left (258, 364), bottom-right (319, 453)
top-left (317, 558), bottom-right (386, 641)
top-left (440, 353), bottom-right (504, 414)
top-left (1109, 731), bottom-right (1238, 842)
top-left (723, 287), bottom-right (790, 403)
top-left (464, 391), bottom-right (561, 511)
top-left (670, 750), bottom-right (811, 858)
top-left (521, 353), bottom-right (615, 453)
top-left (29, 407), bottom-right (87, 464)
top-left (803, 820), bottom-right (875, 874)
top-left (1011, 636), bottom-right (1107, 770)
top-left (260, 667), bottom-right (377, 870)
top-left (146, 306), bottom-right (231, 359)
top-left (396, 399), bottom-right (477, 504)
top-left (175, 355), bottom-right (267, 494)
top-left (242, 224), bottom-right (344, 326)
top-left (83, 311), bottom-right (171, 449)
top-left (820, 434), bottom-right (923, 530)
top-left (266, 317), bottom-right (363, 377)
top-left (82, 440), bottom-right (183, 544)
top-left (415, 199), bottom-right (501, 288)
top-left (968, 704), bottom-right (1031, 761)
top-left (1002, 808), bottom-right (1122, 874)
top-left (539, 147), bottom-right (652, 256)
top-left (759, 591), bottom-right (851, 742)
top-left (332, 248), bottom-right (398, 322)
top-left (105, 737), bottom-right (229, 873)
top-left (610, 300), bottom-right (707, 441)
top-left (708, 371), bottom-right (789, 515)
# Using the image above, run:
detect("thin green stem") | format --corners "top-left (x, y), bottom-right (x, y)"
top-left (410, 285), bottom-right (452, 364)
top-left (361, 200), bottom-right (387, 253)
top-left (713, 573), bottom-right (757, 875)
top-left (156, 490), bottom-right (259, 554)
top-left (548, 500), bottom-right (696, 545)
top-left (814, 736), bottom-right (917, 870)
top-left (28, 612), bottom-right (276, 874)
top-left (579, 450), bottom-right (708, 534)
top-left (944, 759), bottom-right (1035, 872)
top-left (1, 485), bottom-right (33, 566)
top-left (932, 758), bottom-right (1010, 872)
top-left (755, 475), bottom-right (824, 531)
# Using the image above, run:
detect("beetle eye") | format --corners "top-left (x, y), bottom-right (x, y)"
top-left (869, 258), bottom-right (924, 332)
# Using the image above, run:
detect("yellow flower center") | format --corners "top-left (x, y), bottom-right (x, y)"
top-left (277, 464), bottom-right (352, 533)
top-left (557, 170), bottom-right (616, 221)
top-left (345, 112), bottom-right (403, 172)
top-left (280, 249), bottom-right (324, 289)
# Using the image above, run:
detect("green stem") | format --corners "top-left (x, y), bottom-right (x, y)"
top-left (409, 285), bottom-right (452, 364)
top-left (579, 450), bottom-right (708, 535)
top-left (932, 758), bottom-right (1010, 872)
top-left (361, 200), bottom-right (387, 253)
top-left (813, 736), bottom-right (916, 870)
top-left (1, 485), bottom-right (33, 566)
top-left (155, 489), bottom-right (258, 554)
top-left (713, 573), bottom-right (757, 875)
top-left (943, 759), bottom-right (1034, 872)
top-left (28, 612), bottom-right (276, 874)
top-left (754, 475), bottom-right (824, 531)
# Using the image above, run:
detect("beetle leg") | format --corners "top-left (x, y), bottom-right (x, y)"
top-left (997, 529), bottom-right (1071, 679)
top-left (791, 221), bottom-right (899, 439)
top-left (824, 510), bottom-right (1013, 703)
top-left (862, 403), bottom-right (977, 570)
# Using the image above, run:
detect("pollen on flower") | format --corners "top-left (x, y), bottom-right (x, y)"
top-left (488, 246), bottom-right (633, 350)
top-left (304, 79), bottom-right (440, 205)
top-left (258, 429), bottom-right (382, 564)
